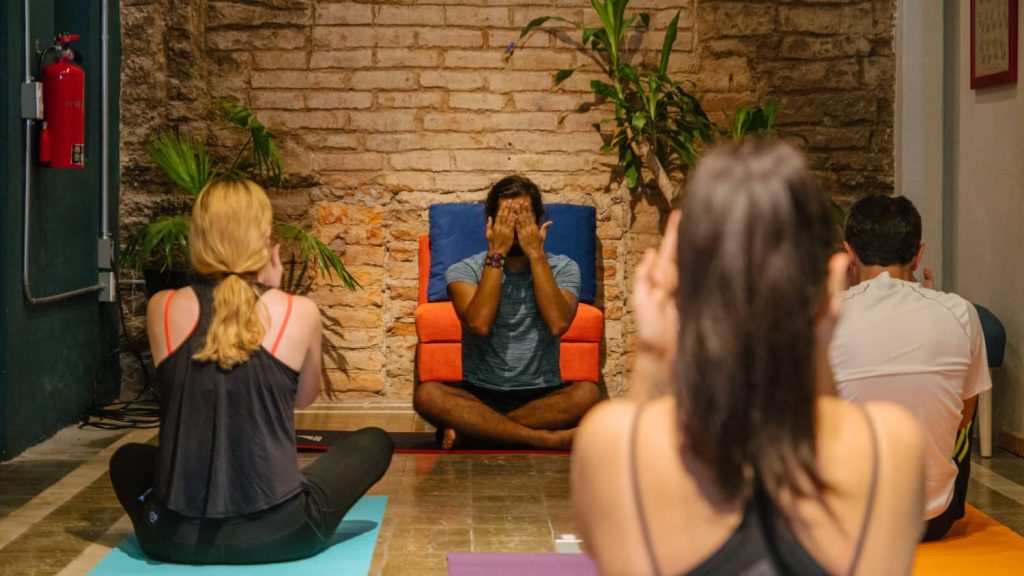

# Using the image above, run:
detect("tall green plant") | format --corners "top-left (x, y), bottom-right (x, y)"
top-left (121, 101), bottom-right (357, 293)
top-left (511, 0), bottom-right (776, 199)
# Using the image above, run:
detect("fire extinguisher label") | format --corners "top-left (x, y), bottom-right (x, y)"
top-left (72, 144), bottom-right (84, 166)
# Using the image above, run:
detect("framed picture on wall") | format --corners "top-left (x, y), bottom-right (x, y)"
top-left (971, 0), bottom-right (1019, 89)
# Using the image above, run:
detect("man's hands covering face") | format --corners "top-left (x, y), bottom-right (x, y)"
top-left (515, 203), bottom-right (552, 259)
top-left (486, 201), bottom-right (518, 255)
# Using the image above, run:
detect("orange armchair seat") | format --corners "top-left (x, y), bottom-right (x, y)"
top-left (415, 236), bottom-right (603, 384)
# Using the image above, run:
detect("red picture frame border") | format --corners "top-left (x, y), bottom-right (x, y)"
top-left (971, 0), bottom-right (1019, 89)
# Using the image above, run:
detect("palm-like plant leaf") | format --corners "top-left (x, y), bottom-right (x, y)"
top-left (130, 101), bottom-right (355, 293)
top-left (731, 101), bottom-right (779, 141)
top-left (659, 11), bottom-right (681, 76)
top-left (121, 215), bottom-right (191, 271)
top-left (554, 68), bottom-right (575, 86)
top-left (146, 132), bottom-right (215, 196)
top-left (274, 221), bottom-right (359, 291)
top-left (222, 100), bottom-right (284, 187)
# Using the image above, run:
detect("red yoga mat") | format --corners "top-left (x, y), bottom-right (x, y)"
top-left (296, 430), bottom-right (570, 455)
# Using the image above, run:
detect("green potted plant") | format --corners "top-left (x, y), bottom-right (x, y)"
top-left (121, 101), bottom-right (357, 295)
top-left (509, 0), bottom-right (777, 200)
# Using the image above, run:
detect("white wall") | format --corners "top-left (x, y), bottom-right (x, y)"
top-left (896, 0), bottom-right (946, 287)
top-left (955, 2), bottom-right (1024, 440)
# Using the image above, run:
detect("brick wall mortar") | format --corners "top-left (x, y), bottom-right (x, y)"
top-left (120, 0), bottom-right (896, 402)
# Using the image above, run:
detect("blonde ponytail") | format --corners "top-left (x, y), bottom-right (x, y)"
top-left (188, 179), bottom-right (274, 370)
top-left (193, 274), bottom-right (265, 370)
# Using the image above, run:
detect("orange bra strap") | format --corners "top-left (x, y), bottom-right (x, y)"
top-left (271, 294), bottom-right (294, 355)
top-left (164, 290), bottom-right (178, 356)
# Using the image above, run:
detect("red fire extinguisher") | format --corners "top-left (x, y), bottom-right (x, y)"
top-left (40, 33), bottom-right (85, 169)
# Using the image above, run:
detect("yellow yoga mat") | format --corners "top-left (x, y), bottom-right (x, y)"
top-left (914, 505), bottom-right (1024, 575)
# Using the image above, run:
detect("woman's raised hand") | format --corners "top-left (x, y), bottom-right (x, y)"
top-left (632, 210), bottom-right (682, 361)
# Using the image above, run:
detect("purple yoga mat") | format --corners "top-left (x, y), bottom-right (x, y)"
top-left (447, 552), bottom-right (597, 576)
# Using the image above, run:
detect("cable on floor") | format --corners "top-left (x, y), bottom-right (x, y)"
top-left (80, 270), bottom-right (161, 430)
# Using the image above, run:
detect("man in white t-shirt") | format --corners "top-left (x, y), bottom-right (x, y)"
top-left (830, 195), bottom-right (992, 541)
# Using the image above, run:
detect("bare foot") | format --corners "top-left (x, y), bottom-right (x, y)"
top-left (541, 428), bottom-right (576, 450)
top-left (441, 428), bottom-right (458, 450)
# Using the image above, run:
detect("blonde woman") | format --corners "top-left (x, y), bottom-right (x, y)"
top-left (572, 142), bottom-right (926, 575)
top-left (109, 179), bottom-right (393, 564)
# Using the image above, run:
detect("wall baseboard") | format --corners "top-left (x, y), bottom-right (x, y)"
top-left (997, 429), bottom-right (1024, 457)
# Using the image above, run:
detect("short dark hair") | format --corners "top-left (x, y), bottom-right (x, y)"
top-left (844, 195), bottom-right (921, 266)
top-left (484, 176), bottom-right (544, 223)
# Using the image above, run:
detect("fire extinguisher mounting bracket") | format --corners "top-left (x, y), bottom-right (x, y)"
top-left (20, 82), bottom-right (43, 120)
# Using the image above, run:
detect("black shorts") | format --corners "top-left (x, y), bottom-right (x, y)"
top-left (923, 419), bottom-right (974, 542)
top-left (456, 381), bottom-right (567, 414)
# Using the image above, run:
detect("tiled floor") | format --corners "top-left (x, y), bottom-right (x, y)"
top-left (1, 405), bottom-right (1023, 575)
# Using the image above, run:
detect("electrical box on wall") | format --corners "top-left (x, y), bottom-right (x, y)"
top-left (97, 238), bottom-right (115, 303)
top-left (98, 272), bottom-right (115, 302)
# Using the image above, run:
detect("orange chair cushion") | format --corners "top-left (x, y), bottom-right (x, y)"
top-left (563, 303), bottom-right (603, 342)
top-left (415, 303), bottom-right (604, 383)
top-left (418, 236), bottom-right (431, 304)
top-left (418, 341), bottom-right (600, 383)
top-left (415, 302), bottom-right (462, 343)
top-left (417, 343), bottom-right (463, 384)
top-left (416, 302), bottom-right (602, 344)
top-left (560, 341), bottom-right (601, 383)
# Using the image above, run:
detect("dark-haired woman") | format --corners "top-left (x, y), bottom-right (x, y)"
top-left (108, 179), bottom-right (393, 564)
top-left (573, 142), bottom-right (926, 575)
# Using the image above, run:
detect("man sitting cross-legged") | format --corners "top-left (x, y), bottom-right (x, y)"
top-left (414, 176), bottom-right (601, 450)
top-left (829, 195), bottom-right (992, 541)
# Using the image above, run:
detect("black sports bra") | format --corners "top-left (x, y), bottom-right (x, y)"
top-left (628, 404), bottom-right (880, 576)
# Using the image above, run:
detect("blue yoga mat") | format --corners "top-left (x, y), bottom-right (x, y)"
top-left (89, 496), bottom-right (387, 575)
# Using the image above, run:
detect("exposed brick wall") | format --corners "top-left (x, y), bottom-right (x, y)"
top-left (120, 0), bottom-right (895, 401)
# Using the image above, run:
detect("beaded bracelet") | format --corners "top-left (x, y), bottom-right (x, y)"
top-left (486, 252), bottom-right (505, 269)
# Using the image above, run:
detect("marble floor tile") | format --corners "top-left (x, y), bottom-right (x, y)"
top-left (376, 551), bottom-right (449, 576)
top-left (2, 408), bottom-right (1023, 576)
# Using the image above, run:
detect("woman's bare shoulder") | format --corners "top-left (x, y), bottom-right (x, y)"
top-left (574, 400), bottom-right (636, 479)
top-left (145, 288), bottom-right (173, 316)
top-left (291, 293), bottom-right (321, 316)
top-left (580, 397), bottom-right (640, 428)
top-left (578, 398), bottom-right (640, 446)
top-left (576, 396), bottom-right (675, 466)
top-left (573, 396), bottom-right (686, 575)
top-left (261, 290), bottom-right (320, 320)
top-left (815, 396), bottom-right (925, 494)
top-left (820, 397), bottom-right (922, 450)
top-left (861, 400), bottom-right (926, 463)
top-left (146, 287), bottom-right (197, 322)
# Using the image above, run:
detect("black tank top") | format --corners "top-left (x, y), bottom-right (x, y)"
top-left (629, 404), bottom-right (879, 576)
top-left (155, 282), bottom-right (304, 518)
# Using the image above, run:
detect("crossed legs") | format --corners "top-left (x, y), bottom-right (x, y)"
top-left (413, 381), bottom-right (601, 450)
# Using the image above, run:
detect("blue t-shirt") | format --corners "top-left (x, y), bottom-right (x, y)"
top-left (445, 252), bottom-right (581, 391)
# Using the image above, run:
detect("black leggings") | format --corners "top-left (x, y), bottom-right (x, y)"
top-left (109, 428), bottom-right (394, 564)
